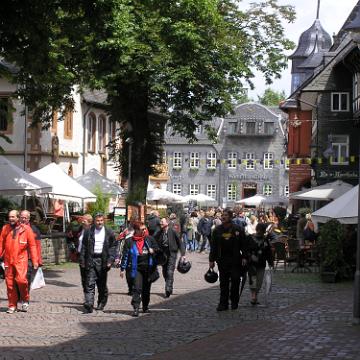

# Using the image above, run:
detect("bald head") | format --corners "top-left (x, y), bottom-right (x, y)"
top-left (8, 210), bottom-right (19, 226)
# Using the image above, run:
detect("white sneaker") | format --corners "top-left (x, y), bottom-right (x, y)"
top-left (6, 307), bottom-right (16, 314)
top-left (21, 302), bottom-right (29, 312)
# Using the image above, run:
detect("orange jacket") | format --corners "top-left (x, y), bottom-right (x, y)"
top-left (0, 223), bottom-right (39, 268)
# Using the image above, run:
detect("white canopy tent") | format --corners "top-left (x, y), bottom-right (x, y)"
top-left (0, 156), bottom-right (52, 195)
top-left (290, 180), bottom-right (353, 201)
top-left (30, 163), bottom-right (96, 203)
top-left (312, 185), bottom-right (358, 225)
top-left (76, 168), bottom-right (123, 196)
top-left (183, 193), bottom-right (216, 204)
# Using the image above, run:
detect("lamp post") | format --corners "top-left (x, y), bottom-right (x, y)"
top-left (344, 12), bottom-right (360, 324)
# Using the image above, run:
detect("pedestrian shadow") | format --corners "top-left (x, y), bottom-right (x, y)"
top-left (45, 280), bottom-right (78, 287)
top-left (43, 269), bottom-right (65, 279)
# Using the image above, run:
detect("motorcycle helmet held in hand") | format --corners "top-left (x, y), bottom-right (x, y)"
top-left (204, 268), bottom-right (218, 283)
top-left (177, 259), bottom-right (192, 274)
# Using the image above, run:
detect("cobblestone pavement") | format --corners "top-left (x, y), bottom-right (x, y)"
top-left (0, 253), bottom-right (359, 360)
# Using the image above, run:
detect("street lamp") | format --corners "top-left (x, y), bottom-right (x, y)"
top-left (344, 15), bottom-right (360, 324)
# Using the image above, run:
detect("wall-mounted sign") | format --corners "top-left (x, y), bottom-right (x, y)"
top-left (228, 174), bottom-right (270, 181)
top-left (317, 170), bottom-right (359, 180)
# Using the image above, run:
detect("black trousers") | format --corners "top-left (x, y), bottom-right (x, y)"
top-left (131, 269), bottom-right (151, 310)
top-left (218, 261), bottom-right (243, 307)
top-left (79, 264), bottom-right (86, 294)
top-left (84, 258), bottom-right (109, 309)
top-left (161, 252), bottom-right (177, 294)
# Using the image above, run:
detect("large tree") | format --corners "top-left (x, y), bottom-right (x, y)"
top-left (258, 88), bottom-right (287, 106)
top-left (0, 0), bottom-right (295, 200)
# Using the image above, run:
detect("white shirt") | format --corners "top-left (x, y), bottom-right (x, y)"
top-left (94, 226), bottom-right (105, 254)
top-left (78, 229), bottom-right (85, 253)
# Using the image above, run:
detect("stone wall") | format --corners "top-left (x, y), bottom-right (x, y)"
top-left (41, 233), bottom-right (69, 265)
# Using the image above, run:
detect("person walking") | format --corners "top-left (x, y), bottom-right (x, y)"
top-left (19, 210), bottom-right (43, 290)
top-left (209, 209), bottom-right (248, 311)
top-left (159, 217), bottom-right (186, 298)
top-left (0, 210), bottom-right (39, 313)
top-left (120, 221), bottom-right (159, 316)
top-left (80, 212), bottom-right (117, 313)
top-left (197, 211), bottom-right (213, 253)
top-left (247, 223), bottom-right (274, 305)
top-left (146, 210), bottom-right (161, 240)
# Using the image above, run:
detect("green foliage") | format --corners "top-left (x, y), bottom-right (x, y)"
top-left (258, 88), bottom-right (287, 106)
top-left (0, 196), bottom-right (19, 212)
top-left (0, 0), bottom-right (296, 199)
top-left (87, 185), bottom-right (110, 216)
top-left (318, 219), bottom-right (348, 279)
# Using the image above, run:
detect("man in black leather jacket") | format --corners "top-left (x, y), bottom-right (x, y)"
top-left (209, 209), bottom-right (248, 311)
top-left (80, 213), bottom-right (117, 313)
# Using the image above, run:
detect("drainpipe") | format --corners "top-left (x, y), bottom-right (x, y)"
top-left (24, 103), bottom-right (28, 171)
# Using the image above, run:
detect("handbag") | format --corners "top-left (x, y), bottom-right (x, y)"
top-left (148, 267), bottom-right (160, 283)
top-left (31, 267), bottom-right (46, 290)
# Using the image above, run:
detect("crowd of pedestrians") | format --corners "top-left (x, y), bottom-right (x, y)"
top-left (0, 206), bottom-right (281, 315)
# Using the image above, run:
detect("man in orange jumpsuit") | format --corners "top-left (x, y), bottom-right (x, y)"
top-left (0, 210), bottom-right (39, 313)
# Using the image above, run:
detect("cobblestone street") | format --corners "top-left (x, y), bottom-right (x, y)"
top-left (0, 253), bottom-right (359, 360)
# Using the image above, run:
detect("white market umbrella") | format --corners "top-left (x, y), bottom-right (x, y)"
top-left (312, 185), bottom-right (358, 225)
top-left (76, 168), bottom-right (123, 196)
top-left (290, 180), bottom-right (353, 201)
top-left (0, 156), bottom-right (52, 195)
top-left (31, 163), bottom-right (96, 202)
top-left (183, 193), bottom-right (216, 203)
top-left (262, 196), bottom-right (289, 206)
top-left (236, 194), bottom-right (266, 206)
top-left (147, 188), bottom-right (184, 204)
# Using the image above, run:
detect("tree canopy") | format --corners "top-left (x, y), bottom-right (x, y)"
top-left (258, 88), bottom-right (287, 106)
top-left (0, 0), bottom-right (295, 199)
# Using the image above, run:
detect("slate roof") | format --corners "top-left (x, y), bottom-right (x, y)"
top-left (81, 89), bottom-right (108, 106)
top-left (290, 19), bottom-right (332, 59)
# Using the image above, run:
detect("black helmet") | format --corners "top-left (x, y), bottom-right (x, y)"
top-left (177, 259), bottom-right (192, 274)
top-left (155, 252), bottom-right (168, 266)
top-left (204, 268), bottom-right (218, 283)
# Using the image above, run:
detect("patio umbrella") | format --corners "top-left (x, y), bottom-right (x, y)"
top-left (290, 180), bottom-right (353, 201)
top-left (0, 156), bottom-right (52, 195)
top-left (261, 196), bottom-right (289, 206)
top-left (146, 188), bottom-right (184, 204)
top-left (312, 185), bottom-right (358, 225)
top-left (236, 194), bottom-right (266, 206)
top-left (183, 194), bottom-right (215, 203)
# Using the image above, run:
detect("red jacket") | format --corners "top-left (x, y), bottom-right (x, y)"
top-left (0, 223), bottom-right (39, 268)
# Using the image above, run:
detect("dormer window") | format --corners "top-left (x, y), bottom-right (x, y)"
top-left (331, 92), bottom-right (349, 112)
top-left (246, 122), bottom-right (255, 135)
top-left (228, 122), bottom-right (237, 134)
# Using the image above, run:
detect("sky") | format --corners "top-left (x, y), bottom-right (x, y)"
top-left (246, 0), bottom-right (359, 99)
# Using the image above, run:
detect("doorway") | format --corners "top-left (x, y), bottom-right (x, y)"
top-left (242, 183), bottom-right (257, 198)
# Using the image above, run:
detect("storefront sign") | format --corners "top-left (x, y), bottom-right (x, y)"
top-left (317, 170), bottom-right (359, 180)
top-left (228, 174), bottom-right (270, 181)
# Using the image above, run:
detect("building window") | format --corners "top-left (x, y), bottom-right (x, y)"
top-left (228, 122), bottom-right (237, 134)
top-left (227, 183), bottom-right (237, 201)
top-left (98, 115), bottom-right (106, 153)
top-left (353, 73), bottom-right (360, 113)
top-left (246, 121), bottom-right (256, 135)
top-left (87, 113), bottom-right (96, 152)
top-left (245, 153), bottom-right (255, 170)
top-left (284, 185), bottom-right (289, 197)
top-left (0, 98), bottom-right (10, 132)
top-left (263, 184), bottom-right (272, 196)
top-left (207, 184), bottom-right (216, 199)
top-left (64, 109), bottom-right (73, 139)
top-left (228, 152), bottom-right (237, 169)
top-left (173, 183), bottom-right (182, 195)
top-left (190, 184), bottom-right (199, 195)
top-left (263, 152), bottom-right (273, 169)
top-left (330, 135), bottom-right (349, 165)
top-left (194, 126), bottom-right (202, 135)
top-left (190, 152), bottom-right (200, 169)
top-left (331, 92), bottom-right (349, 112)
top-left (173, 152), bottom-right (182, 169)
top-left (207, 152), bottom-right (217, 169)
top-left (109, 120), bottom-right (116, 142)
top-left (264, 122), bottom-right (274, 135)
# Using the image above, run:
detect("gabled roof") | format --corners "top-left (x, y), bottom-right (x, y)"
top-left (81, 89), bottom-right (108, 106)
top-left (229, 102), bottom-right (283, 120)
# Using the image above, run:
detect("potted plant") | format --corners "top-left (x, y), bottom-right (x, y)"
top-left (318, 219), bottom-right (347, 283)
